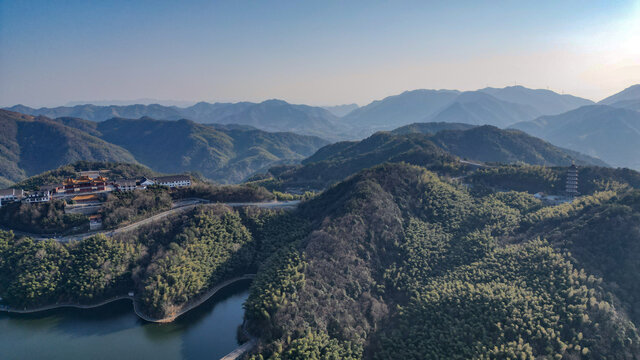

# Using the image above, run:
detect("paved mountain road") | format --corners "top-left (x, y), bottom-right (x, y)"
top-left (6, 199), bottom-right (300, 242)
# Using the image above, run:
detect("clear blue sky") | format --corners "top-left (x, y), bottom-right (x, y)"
top-left (1, 0), bottom-right (638, 107)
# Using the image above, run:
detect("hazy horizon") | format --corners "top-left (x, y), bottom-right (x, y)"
top-left (6, 83), bottom-right (631, 110)
top-left (1, 0), bottom-right (639, 108)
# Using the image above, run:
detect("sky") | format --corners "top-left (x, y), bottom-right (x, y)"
top-left (1, 0), bottom-right (639, 107)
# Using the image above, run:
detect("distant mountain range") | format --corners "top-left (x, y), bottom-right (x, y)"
top-left (599, 84), bottom-right (640, 105)
top-left (5, 86), bottom-right (629, 141)
top-left (598, 84), bottom-right (640, 112)
top-left (511, 105), bottom-right (640, 170)
top-left (358, 85), bottom-right (639, 170)
top-left (341, 86), bottom-right (594, 134)
top-left (5, 100), bottom-right (347, 140)
top-left (424, 91), bottom-right (540, 128)
top-left (606, 99), bottom-right (640, 111)
top-left (6, 84), bottom-right (640, 170)
top-left (65, 99), bottom-right (197, 107)
top-left (210, 99), bottom-right (347, 139)
top-left (341, 89), bottom-right (460, 131)
top-left (0, 110), bottom-right (328, 186)
top-left (478, 85), bottom-right (594, 115)
top-left (322, 103), bottom-right (359, 117)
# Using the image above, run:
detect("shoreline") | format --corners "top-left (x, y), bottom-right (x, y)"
top-left (0, 295), bottom-right (134, 314)
top-left (0, 274), bottom-right (256, 323)
top-left (140, 274), bottom-right (256, 323)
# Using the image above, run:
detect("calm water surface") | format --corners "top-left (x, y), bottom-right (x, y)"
top-left (0, 280), bottom-right (251, 360)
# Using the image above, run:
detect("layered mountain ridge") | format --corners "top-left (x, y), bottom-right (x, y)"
top-left (0, 110), bottom-right (329, 185)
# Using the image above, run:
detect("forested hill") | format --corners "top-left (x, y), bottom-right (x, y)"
top-left (257, 126), bottom-right (606, 191)
top-left (394, 123), bottom-right (606, 166)
top-left (87, 117), bottom-right (329, 183)
top-left (2, 161), bottom-right (640, 358)
top-left (428, 125), bottom-right (607, 166)
top-left (468, 164), bottom-right (640, 195)
top-left (243, 162), bottom-right (640, 359)
top-left (391, 122), bottom-right (475, 135)
top-left (0, 110), bottom-right (329, 185)
top-left (0, 110), bottom-right (137, 187)
top-left (255, 132), bottom-right (458, 190)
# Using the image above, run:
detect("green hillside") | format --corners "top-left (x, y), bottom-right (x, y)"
top-left (258, 126), bottom-right (606, 191)
top-left (429, 125), bottom-right (607, 166)
top-left (2, 162), bottom-right (640, 358)
top-left (259, 132), bottom-right (458, 190)
top-left (243, 163), bottom-right (640, 359)
top-left (90, 117), bottom-right (328, 183)
top-left (0, 110), bottom-right (137, 187)
top-left (0, 110), bottom-right (329, 186)
top-left (515, 190), bottom-right (640, 325)
top-left (392, 123), bottom-right (605, 166)
top-left (469, 164), bottom-right (640, 195)
top-left (391, 122), bottom-right (475, 135)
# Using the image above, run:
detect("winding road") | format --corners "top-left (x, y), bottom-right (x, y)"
top-left (6, 199), bottom-right (300, 242)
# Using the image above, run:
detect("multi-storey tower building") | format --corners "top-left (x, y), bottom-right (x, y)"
top-left (566, 164), bottom-right (579, 196)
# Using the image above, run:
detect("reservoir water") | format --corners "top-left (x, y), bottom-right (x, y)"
top-left (0, 280), bottom-right (251, 360)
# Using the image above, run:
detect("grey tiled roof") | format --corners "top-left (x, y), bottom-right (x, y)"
top-left (0, 188), bottom-right (21, 196)
top-left (153, 175), bottom-right (191, 183)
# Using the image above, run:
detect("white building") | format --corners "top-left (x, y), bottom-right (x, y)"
top-left (22, 190), bottom-right (51, 203)
top-left (113, 175), bottom-right (191, 191)
top-left (114, 179), bottom-right (139, 191)
top-left (152, 175), bottom-right (191, 188)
